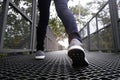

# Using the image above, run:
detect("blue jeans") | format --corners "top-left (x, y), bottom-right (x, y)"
top-left (37, 0), bottom-right (81, 51)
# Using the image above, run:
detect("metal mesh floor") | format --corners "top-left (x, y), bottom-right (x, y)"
top-left (0, 50), bottom-right (120, 80)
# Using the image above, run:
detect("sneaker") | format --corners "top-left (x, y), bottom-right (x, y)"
top-left (35, 50), bottom-right (45, 59)
top-left (68, 38), bottom-right (88, 67)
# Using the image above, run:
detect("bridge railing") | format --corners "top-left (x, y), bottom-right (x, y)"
top-left (0, 0), bottom-right (60, 54)
top-left (0, 0), bottom-right (37, 53)
top-left (79, 0), bottom-right (120, 52)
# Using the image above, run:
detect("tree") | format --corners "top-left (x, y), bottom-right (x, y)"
top-left (4, 0), bottom-right (32, 49)
top-left (70, 4), bottom-right (90, 29)
top-left (85, 0), bottom-right (110, 27)
top-left (86, 0), bottom-right (107, 14)
top-left (49, 1), bottom-right (90, 41)
top-left (85, 0), bottom-right (113, 51)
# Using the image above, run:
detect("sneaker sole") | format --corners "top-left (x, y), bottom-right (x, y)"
top-left (35, 56), bottom-right (45, 60)
top-left (68, 46), bottom-right (88, 67)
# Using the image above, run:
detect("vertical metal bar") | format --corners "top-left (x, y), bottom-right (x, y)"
top-left (30, 0), bottom-right (37, 52)
top-left (30, 0), bottom-right (33, 51)
top-left (0, 0), bottom-right (9, 50)
top-left (87, 23), bottom-right (90, 51)
top-left (33, 0), bottom-right (37, 52)
top-left (96, 16), bottom-right (99, 51)
top-left (109, 0), bottom-right (120, 52)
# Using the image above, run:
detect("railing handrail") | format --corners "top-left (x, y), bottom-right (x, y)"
top-left (0, 0), bottom-right (37, 53)
top-left (80, 1), bottom-right (109, 32)
top-left (79, 0), bottom-right (120, 52)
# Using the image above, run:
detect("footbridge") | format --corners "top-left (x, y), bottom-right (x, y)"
top-left (0, 0), bottom-right (120, 80)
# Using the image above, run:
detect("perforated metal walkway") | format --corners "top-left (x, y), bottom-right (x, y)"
top-left (0, 50), bottom-right (120, 80)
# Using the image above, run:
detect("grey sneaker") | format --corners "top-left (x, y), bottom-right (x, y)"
top-left (35, 50), bottom-right (45, 59)
top-left (68, 38), bottom-right (88, 67)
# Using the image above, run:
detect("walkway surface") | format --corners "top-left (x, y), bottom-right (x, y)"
top-left (0, 50), bottom-right (120, 80)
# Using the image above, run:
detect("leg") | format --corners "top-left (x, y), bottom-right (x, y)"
top-left (35, 0), bottom-right (51, 59)
top-left (37, 0), bottom-right (51, 51)
top-left (54, 0), bottom-right (88, 67)
top-left (54, 0), bottom-right (81, 43)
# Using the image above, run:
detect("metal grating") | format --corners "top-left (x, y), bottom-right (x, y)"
top-left (0, 50), bottom-right (120, 80)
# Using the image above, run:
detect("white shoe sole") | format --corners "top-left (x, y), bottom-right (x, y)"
top-left (35, 56), bottom-right (45, 59)
top-left (68, 45), bottom-right (85, 52)
top-left (68, 45), bottom-right (88, 67)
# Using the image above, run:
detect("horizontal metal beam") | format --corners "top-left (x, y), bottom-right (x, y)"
top-left (81, 22), bottom-right (111, 40)
top-left (0, 49), bottom-right (34, 53)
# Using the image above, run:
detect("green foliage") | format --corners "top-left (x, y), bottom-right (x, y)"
top-left (70, 5), bottom-right (79, 15)
top-left (49, 1), bottom-right (91, 41)
top-left (99, 27), bottom-right (113, 49)
top-left (3, 0), bottom-right (112, 50)
top-left (86, 0), bottom-right (110, 27)
top-left (4, 0), bottom-right (32, 49)
top-left (49, 17), bottom-right (67, 41)
top-left (70, 5), bottom-right (89, 17)
top-left (69, 4), bottom-right (90, 28)
top-left (85, 0), bottom-right (113, 51)
top-left (90, 27), bottom-right (113, 50)
top-left (0, 54), bottom-right (7, 58)
top-left (86, 0), bottom-right (107, 14)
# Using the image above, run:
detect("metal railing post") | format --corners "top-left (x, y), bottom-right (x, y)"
top-left (109, 0), bottom-right (120, 52)
top-left (96, 16), bottom-right (100, 51)
top-left (87, 23), bottom-right (90, 51)
top-left (0, 0), bottom-right (9, 50)
top-left (31, 0), bottom-right (37, 52)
